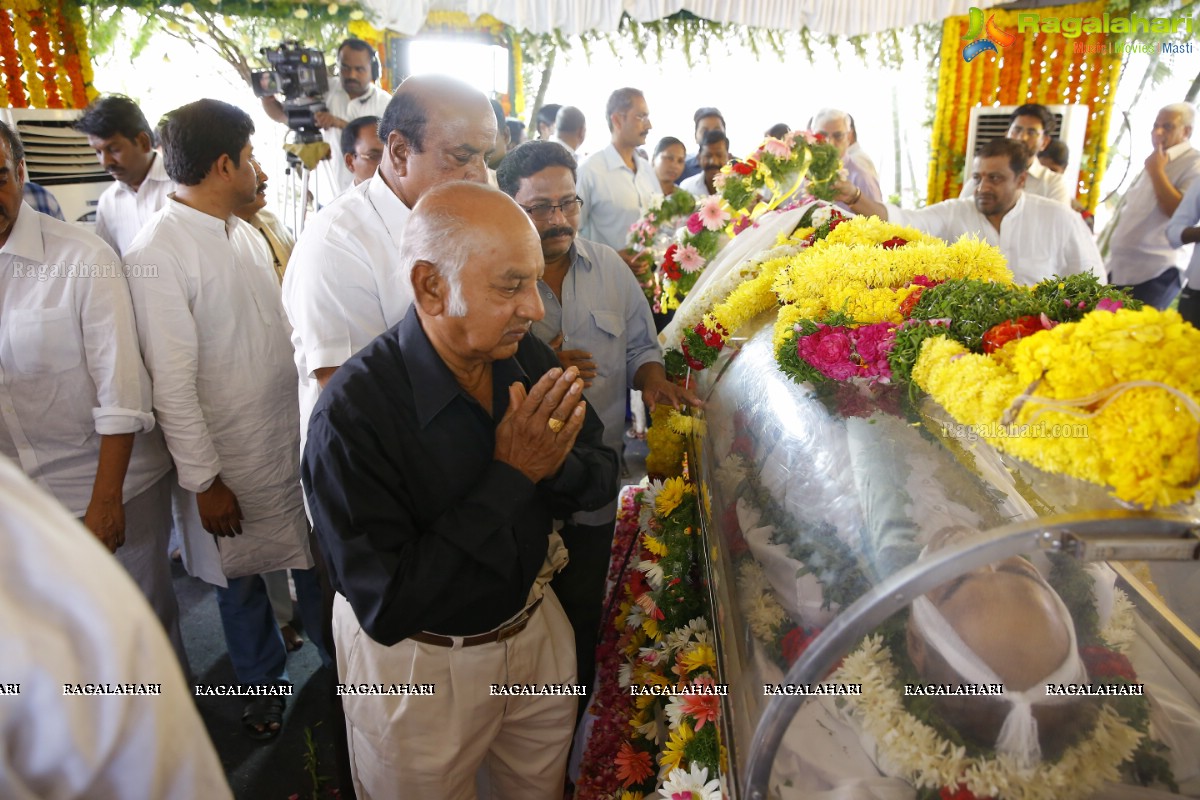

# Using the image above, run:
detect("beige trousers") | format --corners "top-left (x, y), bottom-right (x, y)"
top-left (333, 545), bottom-right (576, 800)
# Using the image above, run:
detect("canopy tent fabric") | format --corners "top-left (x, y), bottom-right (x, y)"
top-left (360, 0), bottom-right (1008, 36)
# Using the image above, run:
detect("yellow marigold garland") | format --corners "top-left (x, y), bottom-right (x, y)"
top-left (773, 235), bottom-right (1012, 323)
top-left (914, 307), bottom-right (1200, 507)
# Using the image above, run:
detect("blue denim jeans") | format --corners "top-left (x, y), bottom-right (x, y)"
top-left (215, 566), bottom-right (329, 685)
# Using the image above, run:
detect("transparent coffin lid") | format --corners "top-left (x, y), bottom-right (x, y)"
top-left (690, 311), bottom-right (1200, 799)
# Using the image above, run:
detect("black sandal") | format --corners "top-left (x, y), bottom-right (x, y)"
top-left (242, 694), bottom-right (286, 740)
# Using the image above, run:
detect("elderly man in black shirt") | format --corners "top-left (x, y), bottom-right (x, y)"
top-left (303, 181), bottom-right (618, 799)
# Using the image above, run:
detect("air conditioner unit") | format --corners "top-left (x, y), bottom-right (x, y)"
top-left (0, 107), bottom-right (113, 226)
top-left (963, 104), bottom-right (1090, 193)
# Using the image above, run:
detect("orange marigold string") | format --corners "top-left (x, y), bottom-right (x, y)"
top-left (27, 6), bottom-right (62, 108)
top-left (0, 10), bottom-right (26, 108)
top-left (52, 0), bottom-right (86, 107)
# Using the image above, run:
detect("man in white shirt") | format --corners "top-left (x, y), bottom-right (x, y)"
top-left (550, 105), bottom-right (586, 157)
top-left (125, 100), bottom-right (325, 738)
top-left (262, 38), bottom-right (391, 201)
top-left (0, 122), bottom-right (186, 669)
top-left (959, 104), bottom-right (1072, 207)
top-left (74, 95), bottom-right (175, 256)
top-left (0, 453), bottom-right (233, 800)
top-left (838, 138), bottom-right (1102, 285)
top-left (679, 129), bottom-right (730, 198)
top-left (283, 74), bottom-right (495, 452)
top-left (576, 87), bottom-right (661, 255)
top-left (339, 115), bottom-right (383, 188)
top-left (1103, 103), bottom-right (1200, 309)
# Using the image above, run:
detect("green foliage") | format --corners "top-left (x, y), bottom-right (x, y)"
top-left (910, 279), bottom-right (1045, 352)
top-left (1032, 273), bottom-right (1142, 322)
top-left (888, 322), bottom-right (952, 386)
top-left (664, 348), bottom-right (690, 381)
top-left (513, 11), bottom-right (941, 72)
top-left (683, 722), bottom-right (721, 768)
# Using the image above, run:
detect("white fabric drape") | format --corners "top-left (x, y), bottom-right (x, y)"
top-left (361, 0), bottom-right (1007, 36)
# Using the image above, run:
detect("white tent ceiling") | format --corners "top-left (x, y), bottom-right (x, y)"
top-left (360, 0), bottom-right (1009, 37)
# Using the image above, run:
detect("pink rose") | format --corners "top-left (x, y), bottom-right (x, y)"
top-left (798, 325), bottom-right (858, 380)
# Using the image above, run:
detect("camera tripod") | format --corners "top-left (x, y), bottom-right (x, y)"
top-left (280, 131), bottom-right (331, 235)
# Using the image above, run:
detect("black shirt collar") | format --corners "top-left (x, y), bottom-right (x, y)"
top-left (398, 307), bottom-right (531, 428)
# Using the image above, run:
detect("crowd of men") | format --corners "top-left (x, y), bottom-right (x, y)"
top-left (4, 33), bottom-right (1200, 798)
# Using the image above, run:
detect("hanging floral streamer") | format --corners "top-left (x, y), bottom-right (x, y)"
top-left (928, 0), bottom-right (1122, 210)
top-left (1, 0), bottom-right (98, 110)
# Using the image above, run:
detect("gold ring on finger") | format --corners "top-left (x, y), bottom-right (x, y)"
top-left (548, 418), bottom-right (565, 433)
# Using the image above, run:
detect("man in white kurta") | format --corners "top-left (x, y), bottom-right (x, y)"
top-left (124, 101), bottom-right (321, 731)
top-left (839, 138), bottom-right (1102, 285)
top-left (283, 74), bottom-right (496, 451)
top-left (0, 124), bottom-right (186, 668)
top-left (0, 453), bottom-right (233, 800)
top-left (75, 95), bottom-right (176, 256)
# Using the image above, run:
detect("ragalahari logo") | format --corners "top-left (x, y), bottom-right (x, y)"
top-left (962, 7), bottom-right (1017, 62)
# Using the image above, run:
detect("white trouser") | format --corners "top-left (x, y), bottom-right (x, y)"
top-left (333, 585), bottom-right (576, 800)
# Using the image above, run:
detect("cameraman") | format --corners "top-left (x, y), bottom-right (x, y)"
top-left (261, 38), bottom-right (390, 199)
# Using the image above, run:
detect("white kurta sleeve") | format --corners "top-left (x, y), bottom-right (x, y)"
top-left (125, 245), bottom-right (221, 493)
top-left (0, 454), bottom-right (233, 800)
top-left (283, 234), bottom-right (388, 375)
top-left (1058, 210), bottom-right (1106, 281)
top-left (76, 243), bottom-right (157, 436)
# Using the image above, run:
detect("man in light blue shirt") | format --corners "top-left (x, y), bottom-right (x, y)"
top-left (498, 140), bottom-right (699, 708)
top-left (576, 87), bottom-right (661, 257)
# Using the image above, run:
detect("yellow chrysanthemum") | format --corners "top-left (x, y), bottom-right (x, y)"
top-left (642, 616), bottom-right (660, 640)
top-left (655, 476), bottom-right (689, 517)
top-left (646, 405), bottom-right (686, 478)
top-left (660, 720), bottom-right (695, 774)
top-left (642, 534), bottom-right (668, 557)
top-left (915, 308), bottom-right (1200, 507)
top-left (678, 643), bottom-right (717, 675)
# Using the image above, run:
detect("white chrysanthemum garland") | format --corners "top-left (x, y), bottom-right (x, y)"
top-left (831, 593), bottom-right (1144, 800)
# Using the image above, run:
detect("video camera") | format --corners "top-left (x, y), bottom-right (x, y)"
top-left (250, 41), bottom-right (329, 141)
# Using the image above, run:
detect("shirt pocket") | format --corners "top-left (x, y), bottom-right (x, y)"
top-left (589, 310), bottom-right (626, 381)
top-left (6, 307), bottom-right (84, 375)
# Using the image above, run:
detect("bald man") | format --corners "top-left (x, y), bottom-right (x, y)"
top-left (303, 182), bottom-right (618, 798)
top-left (907, 547), bottom-right (1091, 762)
top-left (283, 74), bottom-right (498, 455)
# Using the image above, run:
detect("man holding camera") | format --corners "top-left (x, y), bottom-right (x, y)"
top-left (261, 38), bottom-right (390, 200)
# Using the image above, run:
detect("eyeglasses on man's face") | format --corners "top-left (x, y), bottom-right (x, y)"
top-left (519, 197), bottom-right (584, 221)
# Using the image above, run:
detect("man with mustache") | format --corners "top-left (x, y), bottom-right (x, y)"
top-left (837, 138), bottom-right (1102, 285)
top-left (576, 87), bottom-right (660, 256)
top-left (303, 181), bottom-right (618, 798)
top-left (498, 140), bottom-right (700, 711)
top-left (75, 95), bottom-right (175, 257)
top-left (679, 129), bottom-right (730, 198)
top-left (234, 156), bottom-right (294, 285)
top-left (261, 38), bottom-right (390, 200)
top-left (959, 104), bottom-right (1072, 207)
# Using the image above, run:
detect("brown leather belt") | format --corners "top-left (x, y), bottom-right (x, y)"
top-left (409, 597), bottom-right (543, 648)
